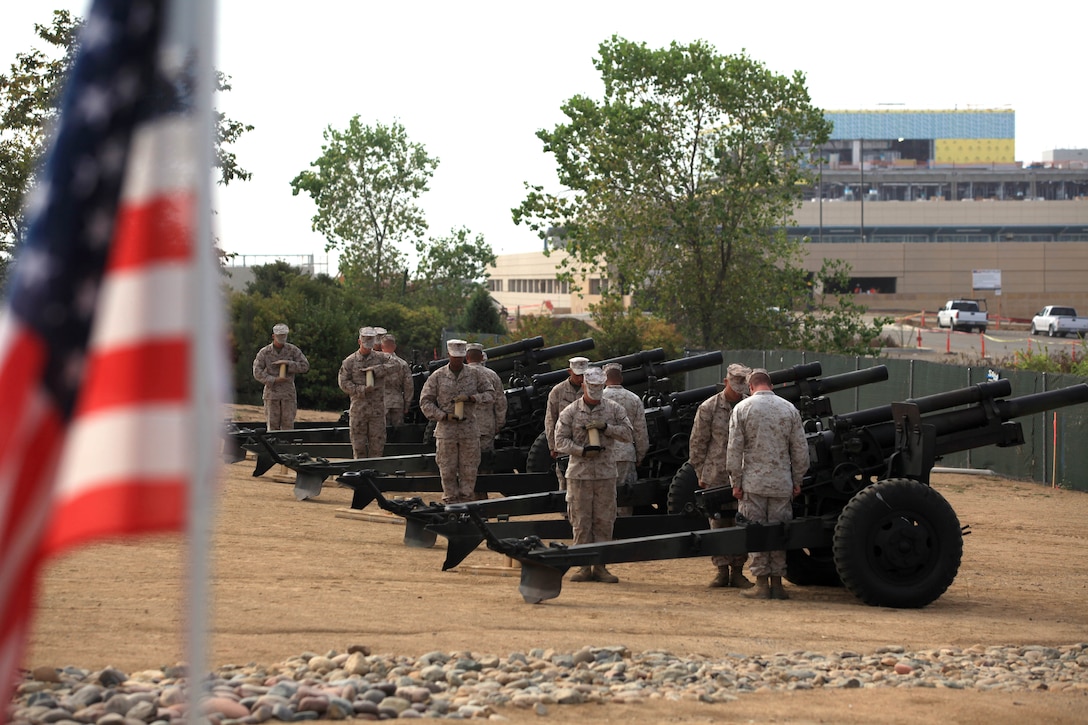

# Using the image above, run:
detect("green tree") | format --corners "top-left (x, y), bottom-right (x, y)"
top-left (458, 286), bottom-right (507, 336)
top-left (291, 117), bottom-right (438, 298)
top-left (512, 36), bottom-right (835, 350)
top-left (411, 226), bottom-right (496, 323)
top-left (0, 10), bottom-right (253, 284)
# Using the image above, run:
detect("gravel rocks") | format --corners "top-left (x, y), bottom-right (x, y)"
top-left (9, 643), bottom-right (1088, 722)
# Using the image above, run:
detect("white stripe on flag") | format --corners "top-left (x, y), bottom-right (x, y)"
top-left (120, 117), bottom-right (199, 204)
top-left (91, 263), bottom-right (193, 349)
top-left (54, 406), bottom-right (192, 499)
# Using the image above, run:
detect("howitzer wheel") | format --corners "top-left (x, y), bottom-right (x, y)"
top-left (526, 432), bottom-right (553, 474)
top-left (666, 462), bottom-right (699, 516)
top-left (832, 479), bottom-right (962, 608)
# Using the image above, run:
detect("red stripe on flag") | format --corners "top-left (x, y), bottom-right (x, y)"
top-left (41, 479), bottom-right (186, 555)
top-left (0, 408), bottom-right (64, 686)
top-left (77, 339), bottom-right (189, 414)
top-left (0, 329), bottom-right (48, 455)
top-left (109, 194), bottom-right (194, 271)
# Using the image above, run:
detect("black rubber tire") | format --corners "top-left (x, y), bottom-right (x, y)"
top-left (786, 548), bottom-right (843, 587)
top-left (526, 431), bottom-right (553, 473)
top-left (1049, 326), bottom-right (1058, 338)
top-left (1030, 324), bottom-right (1038, 336)
top-left (833, 479), bottom-right (962, 608)
top-left (666, 462), bottom-right (699, 516)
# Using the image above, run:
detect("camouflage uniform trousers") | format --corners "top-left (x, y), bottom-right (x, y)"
top-left (614, 461), bottom-right (636, 518)
top-left (567, 477), bottom-right (616, 546)
top-left (265, 399), bottom-right (297, 431)
top-left (386, 406), bottom-right (405, 429)
top-left (350, 409), bottom-right (387, 459)
top-left (436, 436), bottom-right (482, 504)
top-left (738, 494), bottom-right (792, 576)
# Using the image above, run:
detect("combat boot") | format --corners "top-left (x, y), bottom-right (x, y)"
top-left (729, 566), bottom-right (755, 589)
top-left (769, 576), bottom-right (789, 600)
top-left (593, 565), bottom-right (619, 583)
top-left (745, 575), bottom-right (771, 599)
top-left (708, 566), bottom-right (731, 588)
top-left (569, 566), bottom-right (594, 582)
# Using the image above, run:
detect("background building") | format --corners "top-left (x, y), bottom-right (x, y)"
top-left (488, 109), bottom-right (1088, 321)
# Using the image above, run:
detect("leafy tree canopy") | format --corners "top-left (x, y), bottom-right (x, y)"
top-left (291, 117), bottom-right (438, 298)
top-left (0, 10), bottom-right (253, 284)
top-left (459, 285), bottom-right (507, 337)
top-left (513, 36), bottom-right (881, 353)
top-left (411, 226), bottom-right (496, 322)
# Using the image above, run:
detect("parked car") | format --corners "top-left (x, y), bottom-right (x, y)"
top-left (1031, 306), bottom-right (1088, 338)
top-left (937, 299), bottom-right (988, 333)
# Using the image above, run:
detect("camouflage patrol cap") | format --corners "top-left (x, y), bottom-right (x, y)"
top-left (568, 357), bottom-right (590, 375)
top-left (358, 326), bottom-right (378, 346)
top-left (465, 343), bottom-right (485, 352)
top-left (447, 339), bottom-right (468, 357)
top-left (726, 363), bottom-right (753, 395)
top-left (272, 323), bottom-right (289, 336)
top-left (582, 366), bottom-right (607, 398)
top-left (602, 362), bottom-right (622, 374)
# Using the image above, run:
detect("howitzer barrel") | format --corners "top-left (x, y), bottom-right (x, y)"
top-left (775, 365), bottom-right (889, 405)
top-left (621, 350), bottom-right (717, 387)
top-left (598, 348), bottom-right (667, 371)
top-left (529, 345), bottom-right (658, 389)
top-left (649, 351), bottom-right (723, 378)
top-left (769, 362), bottom-right (823, 385)
top-left (837, 379), bottom-right (1012, 430)
top-left (853, 383), bottom-right (1088, 454)
top-left (485, 336), bottom-right (545, 359)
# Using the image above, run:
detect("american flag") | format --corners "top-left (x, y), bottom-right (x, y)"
top-left (0, 0), bottom-right (224, 698)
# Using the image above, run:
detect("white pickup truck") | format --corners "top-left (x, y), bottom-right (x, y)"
top-left (1031, 306), bottom-right (1088, 338)
top-left (937, 299), bottom-right (988, 333)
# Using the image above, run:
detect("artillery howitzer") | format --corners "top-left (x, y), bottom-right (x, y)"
top-left (483, 379), bottom-right (1088, 608)
top-left (358, 363), bottom-right (891, 565)
top-left (325, 349), bottom-right (732, 509)
top-left (229, 338), bottom-right (579, 476)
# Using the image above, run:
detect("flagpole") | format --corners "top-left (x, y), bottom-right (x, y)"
top-left (176, 0), bottom-right (220, 719)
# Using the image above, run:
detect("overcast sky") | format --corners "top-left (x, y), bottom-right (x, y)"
top-left (5, 1), bottom-right (1087, 275)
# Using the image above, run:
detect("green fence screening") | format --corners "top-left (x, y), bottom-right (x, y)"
top-left (687, 350), bottom-right (1088, 491)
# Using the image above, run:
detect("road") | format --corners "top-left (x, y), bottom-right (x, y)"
top-left (880, 319), bottom-right (1086, 362)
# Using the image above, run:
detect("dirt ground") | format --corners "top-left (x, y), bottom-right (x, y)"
top-left (24, 406), bottom-right (1088, 723)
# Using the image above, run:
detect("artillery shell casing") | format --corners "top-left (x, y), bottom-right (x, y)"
top-left (278, 362), bottom-right (288, 378)
top-left (365, 370), bottom-right (374, 387)
top-left (454, 400), bottom-right (465, 420)
top-left (587, 427), bottom-right (601, 447)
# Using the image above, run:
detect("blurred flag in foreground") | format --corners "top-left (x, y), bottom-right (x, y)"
top-left (0, 0), bottom-right (223, 705)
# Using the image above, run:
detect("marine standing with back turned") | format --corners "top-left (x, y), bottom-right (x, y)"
top-left (688, 363), bottom-right (754, 589)
top-left (727, 368), bottom-right (810, 600)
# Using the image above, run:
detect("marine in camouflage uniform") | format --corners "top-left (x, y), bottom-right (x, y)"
top-left (338, 327), bottom-right (399, 458)
top-left (252, 323), bottom-right (310, 430)
top-left (466, 344), bottom-right (507, 457)
top-left (380, 334), bottom-right (415, 428)
top-left (727, 368), bottom-right (810, 601)
top-left (419, 339), bottom-right (496, 504)
top-left (544, 357), bottom-right (589, 491)
top-left (554, 367), bottom-right (633, 583)
top-left (688, 363), bottom-right (754, 589)
top-left (601, 363), bottom-right (649, 518)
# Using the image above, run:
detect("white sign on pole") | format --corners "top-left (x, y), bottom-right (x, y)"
top-left (972, 269), bottom-right (1002, 290)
